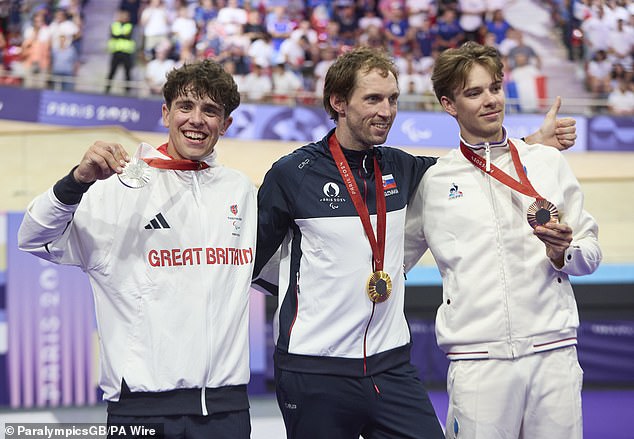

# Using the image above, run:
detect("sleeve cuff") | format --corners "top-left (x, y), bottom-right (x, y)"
top-left (52, 166), bottom-right (95, 205)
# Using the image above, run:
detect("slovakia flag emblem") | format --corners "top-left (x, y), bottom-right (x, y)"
top-left (382, 174), bottom-right (397, 190)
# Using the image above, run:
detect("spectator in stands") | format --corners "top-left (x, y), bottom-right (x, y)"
top-left (193, 0), bottom-right (217, 33)
top-left (485, 8), bottom-right (511, 44)
top-left (105, 9), bottom-right (135, 94)
top-left (406, 0), bottom-right (436, 28)
top-left (309, 3), bottom-right (330, 43)
top-left (586, 49), bottom-right (614, 96)
top-left (242, 9), bottom-right (267, 43)
top-left (497, 26), bottom-right (519, 58)
top-left (289, 18), bottom-right (319, 45)
top-left (195, 19), bottom-right (223, 58)
top-left (573, 0), bottom-right (593, 26)
top-left (580, 4), bottom-right (611, 61)
top-left (611, 62), bottom-right (632, 89)
top-left (140, 0), bottom-right (171, 61)
top-left (266, 5), bottom-right (295, 54)
top-left (222, 58), bottom-right (244, 92)
top-left (359, 22), bottom-right (388, 50)
top-left (507, 31), bottom-right (542, 70)
top-left (510, 51), bottom-right (543, 112)
top-left (312, 44), bottom-right (337, 97)
top-left (324, 19), bottom-right (350, 52)
top-left (218, 42), bottom-right (251, 76)
top-left (170, 5), bottom-right (197, 60)
top-left (217, 0), bottom-right (248, 37)
top-left (271, 61), bottom-right (304, 104)
top-left (247, 32), bottom-right (276, 69)
top-left (241, 62), bottom-right (272, 102)
top-left (48, 8), bottom-right (80, 51)
top-left (410, 15), bottom-right (437, 57)
top-left (435, 7), bottom-right (464, 51)
top-left (358, 6), bottom-right (384, 33)
top-left (277, 32), bottom-right (307, 70)
top-left (607, 18), bottom-right (633, 73)
top-left (332, 0), bottom-right (359, 47)
top-left (50, 33), bottom-right (79, 91)
top-left (384, 3), bottom-right (411, 56)
top-left (20, 10), bottom-right (51, 88)
top-left (458, 0), bottom-right (486, 42)
top-left (145, 39), bottom-right (175, 95)
top-left (607, 77), bottom-right (634, 115)
top-left (399, 53), bottom-right (431, 109)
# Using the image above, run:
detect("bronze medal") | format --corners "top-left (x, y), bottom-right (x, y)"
top-left (367, 271), bottom-right (392, 303)
top-left (527, 199), bottom-right (559, 228)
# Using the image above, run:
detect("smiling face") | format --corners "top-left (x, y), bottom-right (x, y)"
top-left (161, 89), bottom-right (233, 160)
top-left (331, 68), bottom-right (399, 151)
top-left (440, 63), bottom-right (505, 144)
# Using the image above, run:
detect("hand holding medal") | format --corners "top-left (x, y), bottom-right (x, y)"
top-left (73, 141), bottom-right (132, 185)
top-left (527, 199), bottom-right (559, 228)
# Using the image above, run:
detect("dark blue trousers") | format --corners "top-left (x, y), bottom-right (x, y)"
top-left (275, 362), bottom-right (444, 439)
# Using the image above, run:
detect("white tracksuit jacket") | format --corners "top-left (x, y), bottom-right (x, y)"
top-left (18, 143), bottom-right (257, 415)
top-left (404, 138), bottom-right (602, 360)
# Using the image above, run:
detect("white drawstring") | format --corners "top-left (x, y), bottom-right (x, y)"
top-left (485, 143), bottom-right (491, 173)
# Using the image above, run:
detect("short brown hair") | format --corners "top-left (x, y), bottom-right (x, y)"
top-left (323, 47), bottom-right (399, 121)
top-left (163, 59), bottom-right (240, 116)
top-left (431, 42), bottom-right (504, 103)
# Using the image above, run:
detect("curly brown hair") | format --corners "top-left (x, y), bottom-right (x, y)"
top-left (163, 59), bottom-right (240, 116)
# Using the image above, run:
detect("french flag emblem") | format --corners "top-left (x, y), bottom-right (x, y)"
top-left (382, 174), bottom-right (397, 190)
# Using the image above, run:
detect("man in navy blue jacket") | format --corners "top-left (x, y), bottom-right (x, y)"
top-left (252, 46), bottom-right (577, 439)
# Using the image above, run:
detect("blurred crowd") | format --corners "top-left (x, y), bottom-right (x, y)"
top-left (0, 0), bottom-right (631, 115)
top-left (554, 0), bottom-right (634, 114)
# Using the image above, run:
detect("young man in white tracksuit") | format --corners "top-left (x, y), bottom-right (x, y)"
top-left (18, 59), bottom-right (256, 438)
top-left (405, 42), bottom-right (602, 439)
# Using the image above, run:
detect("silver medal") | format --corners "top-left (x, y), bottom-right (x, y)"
top-left (118, 159), bottom-right (151, 189)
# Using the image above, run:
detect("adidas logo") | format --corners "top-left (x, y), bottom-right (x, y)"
top-left (145, 213), bottom-right (170, 230)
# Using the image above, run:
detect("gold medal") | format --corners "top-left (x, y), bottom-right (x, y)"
top-left (527, 199), bottom-right (559, 228)
top-left (367, 271), bottom-right (392, 303)
top-left (118, 158), bottom-right (151, 189)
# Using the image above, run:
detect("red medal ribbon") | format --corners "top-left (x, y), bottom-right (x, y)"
top-left (328, 134), bottom-right (386, 272)
top-left (460, 139), bottom-right (544, 201)
top-left (142, 143), bottom-right (210, 170)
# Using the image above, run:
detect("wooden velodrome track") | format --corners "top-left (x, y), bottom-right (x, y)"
top-left (0, 119), bottom-right (632, 266)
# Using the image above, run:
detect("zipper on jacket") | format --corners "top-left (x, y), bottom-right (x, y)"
top-left (485, 162), bottom-right (515, 357)
top-left (196, 171), bottom-right (210, 416)
top-left (192, 172), bottom-right (202, 205)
